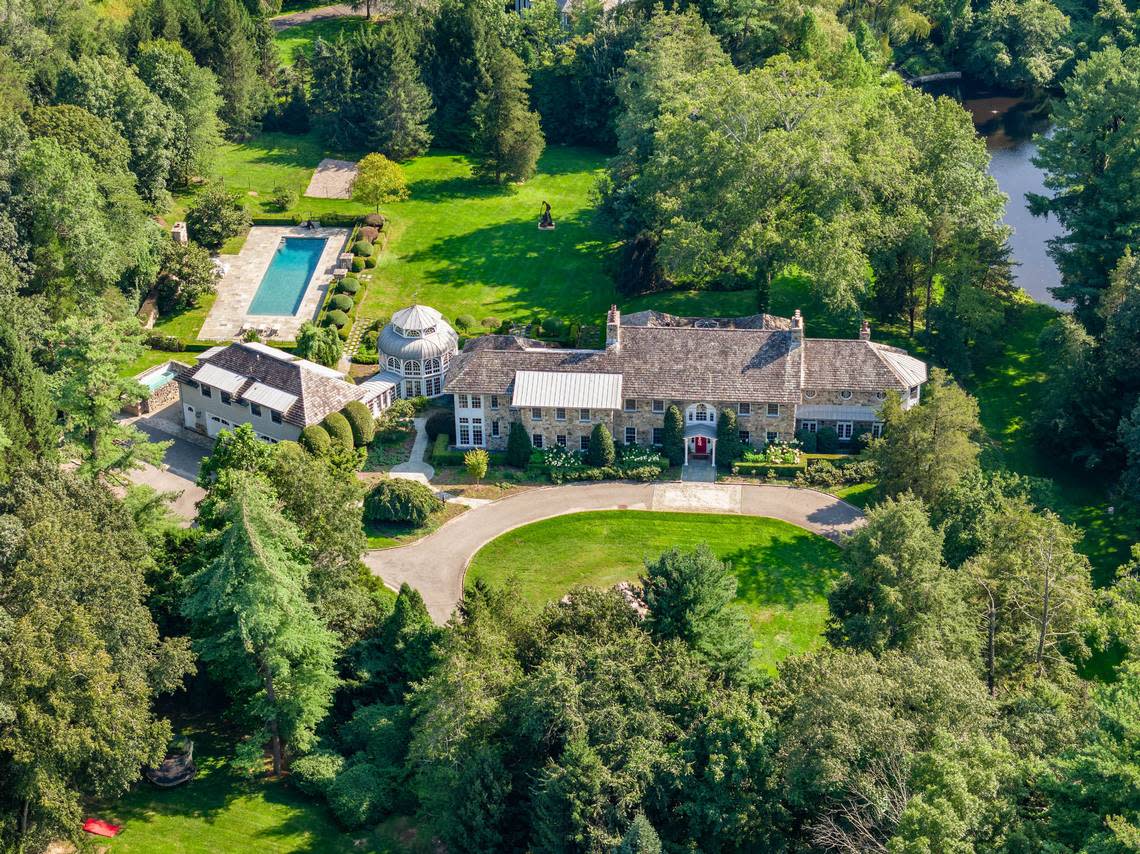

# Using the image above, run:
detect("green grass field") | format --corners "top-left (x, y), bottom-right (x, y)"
top-left (274, 16), bottom-right (371, 65)
top-left (466, 510), bottom-right (844, 674)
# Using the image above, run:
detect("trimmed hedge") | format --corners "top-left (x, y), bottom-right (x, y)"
top-left (363, 213), bottom-right (385, 228)
top-left (351, 256), bottom-right (365, 273)
top-left (425, 410), bottom-right (456, 441)
top-left (341, 400), bottom-right (375, 446)
top-left (431, 441), bottom-right (507, 468)
top-left (326, 309), bottom-right (349, 328)
top-left (427, 433), bottom-right (449, 463)
top-left (364, 255), bottom-right (378, 268)
top-left (548, 463), bottom-right (665, 484)
top-left (299, 424), bottom-right (331, 455)
top-left (329, 293), bottom-right (354, 312)
top-left (364, 478), bottom-right (443, 524)
top-left (290, 750), bottom-right (345, 797)
top-left (353, 240), bottom-right (373, 257)
top-left (144, 334), bottom-right (184, 351)
top-left (337, 277), bottom-right (360, 295)
top-left (322, 411), bottom-right (354, 450)
top-left (731, 461), bottom-right (806, 478)
top-left (359, 226), bottom-right (380, 242)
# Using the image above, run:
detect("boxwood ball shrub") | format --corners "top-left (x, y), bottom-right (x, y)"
top-left (290, 750), bottom-right (345, 797)
top-left (353, 239), bottom-right (373, 257)
top-left (816, 425), bottom-right (840, 453)
top-left (341, 400), bottom-right (376, 446)
top-left (327, 763), bottom-right (386, 829)
top-left (365, 254), bottom-right (378, 268)
top-left (330, 293), bottom-right (354, 313)
top-left (425, 410), bottom-right (456, 441)
top-left (454, 314), bottom-right (476, 331)
top-left (338, 325), bottom-right (350, 341)
top-left (326, 309), bottom-right (349, 328)
top-left (299, 424), bottom-right (331, 455)
top-left (351, 256), bottom-right (365, 273)
top-left (364, 478), bottom-right (443, 525)
top-left (359, 225), bottom-right (380, 243)
top-left (337, 277), bottom-right (360, 295)
top-left (363, 212), bottom-right (385, 228)
top-left (481, 316), bottom-right (501, 329)
top-left (322, 411), bottom-right (355, 450)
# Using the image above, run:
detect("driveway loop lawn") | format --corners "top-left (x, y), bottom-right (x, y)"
top-left (305, 158), bottom-right (358, 199)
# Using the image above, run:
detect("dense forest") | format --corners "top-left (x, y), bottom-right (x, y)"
top-left (0, 0), bottom-right (1139, 852)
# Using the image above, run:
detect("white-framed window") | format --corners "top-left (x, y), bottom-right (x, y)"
top-left (579, 435), bottom-right (590, 451)
top-left (801, 420), bottom-right (817, 433)
top-left (533, 407), bottom-right (544, 420)
top-left (425, 358), bottom-right (441, 374)
top-left (490, 395), bottom-right (499, 410)
top-left (804, 389), bottom-right (816, 399)
top-left (458, 417), bottom-right (471, 446)
top-left (766, 431), bottom-right (778, 444)
top-left (652, 399), bottom-right (664, 413)
top-left (491, 420), bottom-right (500, 438)
top-left (532, 433), bottom-right (544, 449)
top-left (555, 407), bottom-right (566, 421)
top-left (694, 404), bottom-right (709, 421)
top-left (557, 434), bottom-right (567, 447)
top-left (738, 402), bottom-right (751, 415)
top-left (766, 403), bottom-right (780, 417)
top-left (625, 426), bottom-right (636, 444)
top-left (872, 421), bottom-right (884, 438)
top-left (739, 430), bottom-right (750, 444)
top-left (840, 390), bottom-right (852, 401)
top-left (404, 380), bottom-right (422, 397)
top-left (458, 393), bottom-right (469, 409)
top-left (387, 356), bottom-right (400, 372)
top-left (579, 408), bottom-right (590, 423)
top-left (472, 418), bottom-right (484, 446)
top-left (909, 385), bottom-right (920, 400)
top-left (624, 398), bottom-right (636, 412)
top-left (837, 421), bottom-right (853, 440)
top-left (427, 376), bottom-right (442, 396)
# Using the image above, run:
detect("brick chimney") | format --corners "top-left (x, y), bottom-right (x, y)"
top-left (606, 304), bottom-right (621, 352)
top-left (859, 319), bottom-right (871, 341)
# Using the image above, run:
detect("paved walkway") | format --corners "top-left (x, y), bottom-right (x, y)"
top-left (388, 417), bottom-right (435, 485)
top-left (363, 481), bottom-right (864, 622)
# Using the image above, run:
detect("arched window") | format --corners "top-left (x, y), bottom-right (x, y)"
top-left (425, 358), bottom-right (441, 374)
top-left (405, 360), bottom-right (422, 375)
top-left (424, 326), bottom-right (436, 335)
top-left (387, 356), bottom-right (400, 372)
top-left (685, 403), bottom-right (717, 424)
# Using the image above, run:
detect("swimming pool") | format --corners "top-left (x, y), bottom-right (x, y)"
top-left (139, 365), bottom-right (177, 392)
top-left (247, 237), bottom-right (328, 316)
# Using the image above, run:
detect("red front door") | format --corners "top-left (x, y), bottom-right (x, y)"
top-left (693, 436), bottom-right (708, 456)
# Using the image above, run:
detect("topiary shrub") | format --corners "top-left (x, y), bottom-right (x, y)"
top-left (341, 400), bottom-right (375, 446)
top-left (337, 277), bottom-right (360, 295)
top-left (322, 411), bottom-right (355, 450)
top-left (481, 317), bottom-right (501, 329)
top-left (454, 314), bottom-right (476, 331)
top-left (425, 410), bottom-right (456, 441)
top-left (291, 750), bottom-right (345, 797)
top-left (506, 421), bottom-right (532, 468)
top-left (816, 425), bottom-right (839, 453)
top-left (326, 309), bottom-right (349, 328)
top-left (364, 254), bottom-right (378, 268)
top-left (327, 763), bottom-right (386, 829)
top-left (351, 256), bottom-right (365, 273)
top-left (663, 405), bottom-right (684, 466)
top-left (337, 325), bottom-right (350, 341)
top-left (299, 424), bottom-right (331, 455)
top-left (364, 478), bottom-right (443, 525)
top-left (588, 422), bottom-right (616, 467)
top-left (363, 213), bottom-right (385, 228)
top-left (359, 225), bottom-right (380, 242)
top-left (353, 239), bottom-right (373, 257)
top-left (329, 293), bottom-right (354, 313)
top-left (795, 428), bottom-right (818, 453)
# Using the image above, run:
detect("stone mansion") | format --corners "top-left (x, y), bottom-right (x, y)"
top-left (445, 307), bottom-right (928, 466)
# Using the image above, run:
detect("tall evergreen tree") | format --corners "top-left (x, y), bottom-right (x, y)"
top-left (424, 0), bottom-right (497, 150)
top-left (663, 405), bottom-right (684, 466)
top-left (367, 24), bottom-right (433, 161)
top-left (471, 43), bottom-right (545, 183)
top-left (204, 0), bottom-right (267, 138)
top-left (0, 321), bottom-right (58, 483)
top-left (182, 473), bottom-right (338, 775)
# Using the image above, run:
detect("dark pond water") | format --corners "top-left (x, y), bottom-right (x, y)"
top-left (964, 95), bottom-right (1066, 309)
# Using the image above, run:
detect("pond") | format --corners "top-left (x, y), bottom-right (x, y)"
top-left (964, 95), bottom-right (1067, 309)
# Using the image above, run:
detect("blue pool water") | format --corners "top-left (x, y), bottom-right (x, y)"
top-left (248, 237), bottom-right (328, 315)
top-left (142, 367), bottom-right (176, 392)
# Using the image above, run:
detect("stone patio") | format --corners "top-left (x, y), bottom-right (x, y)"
top-left (305, 158), bottom-right (358, 199)
top-left (198, 225), bottom-right (349, 342)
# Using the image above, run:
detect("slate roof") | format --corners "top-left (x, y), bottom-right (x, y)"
top-left (445, 311), bottom-right (926, 406)
top-left (175, 343), bottom-right (379, 428)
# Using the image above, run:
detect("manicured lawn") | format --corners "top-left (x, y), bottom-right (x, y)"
top-left (150, 293), bottom-right (218, 344)
top-left (102, 726), bottom-right (385, 854)
top-left (364, 502), bottom-right (467, 549)
top-left (466, 510), bottom-right (844, 674)
top-left (274, 16), bottom-right (371, 65)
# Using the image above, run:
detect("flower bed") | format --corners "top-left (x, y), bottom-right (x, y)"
top-left (541, 443), bottom-right (668, 484)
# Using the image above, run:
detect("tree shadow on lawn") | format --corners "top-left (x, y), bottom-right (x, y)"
top-left (722, 535), bottom-right (842, 609)
top-left (227, 132), bottom-right (363, 172)
top-left (400, 209), bottom-right (618, 319)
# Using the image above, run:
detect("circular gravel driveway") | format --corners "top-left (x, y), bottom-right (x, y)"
top-left (363, 482), bottom-right (864, 622)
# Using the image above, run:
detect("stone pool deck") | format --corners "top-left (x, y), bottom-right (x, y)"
top-left (199, 225), bottom-right (350, 342)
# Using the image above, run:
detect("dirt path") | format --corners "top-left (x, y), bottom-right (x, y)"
top-left (271, 4), bottom-right (367, 30)
top-left (363, 481), bottom-right (864, 622)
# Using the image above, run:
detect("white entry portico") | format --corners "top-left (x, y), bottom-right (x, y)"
top-left (683, 403), bottom-right (718, 467)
